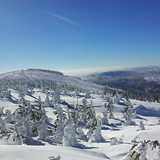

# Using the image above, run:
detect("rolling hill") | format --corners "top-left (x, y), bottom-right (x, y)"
top-left (0, 69), bottom-right (103, 92)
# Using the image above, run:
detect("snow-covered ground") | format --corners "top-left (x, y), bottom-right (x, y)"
top-left (0, 69), bottom-right (103, 92)
top-left (0, 89), bottom-right (160, 160)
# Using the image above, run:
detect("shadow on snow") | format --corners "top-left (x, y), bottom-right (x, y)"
top-left (135, 105), bottom-right (160, 117)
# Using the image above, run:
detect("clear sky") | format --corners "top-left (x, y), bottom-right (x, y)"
top-left (0, 0), bottom-right (160, 75)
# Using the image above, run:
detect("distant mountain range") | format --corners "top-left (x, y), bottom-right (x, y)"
top-left (82, 68), bottom-right (160, 96)
top-left (126, 66), bottom-right (160, 72)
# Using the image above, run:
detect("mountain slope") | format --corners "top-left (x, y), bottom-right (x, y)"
top-left (82, 70), bottom-right (160, 95)
top-left (0, 69), bottom-right (103, 92)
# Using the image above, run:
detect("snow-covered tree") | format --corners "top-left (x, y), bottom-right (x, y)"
top-left (53, 106), bottom-right (66, 143)
top-left (7, 130), bottom-right (22, 145)
top-left (62, 119), bottom-right (77, 147)
top-left (37, 96), bottom-right (43, 110)
top-left (62, 87), bottom-right (68, 95)
top-left (138, 121), bottom-right (145, 131)
top-left (52, 89), bottom-right (61, 105)
top-left (19, 90), bottom-right (25, 99)
top-left (67, 109), bottom-right (79, 128)
top-left (85, 91), bottom-right (91, 98)
top-left (78, 98), bottom-right (89, 124)
top-left (19, 96), bottom-right (27, 106)
top-left (156, 144), bottom-right (160, 160)
top-left (54, 122), bottom-right (64, 143)
top-left (122, 142), bottom-right (146, 160)
top-left (24, 84), bottom-right (29, 95)
top-left (88, 116), bottom-right (103, 143)
top-left (105, 99), bottom-right (114, 119)
top-left (110, 137), bottom-right (119, 145)
top-left (101, 110), bottom-right (109, 125)
top-left (76, 127), bottom-right (86, 140)
top-left (122, 100), bottom-right (134, 125)
top-left (85, 102), bottom-right (97, 139)
top-left (0, 106), bottom-right (4, 116)
top-left (0, 119), bottom-right (7, 133)
top-left (44, 93), bottom-right (51, 107)
top-left (13, 105), bottom-right (26, 126)
top-left (38, 119), bottom-right (47, 140)
top-left (86, 103), bottom-right (96, 123)
top-left (101, 103), bottom-right (110, 125)
top-left (113, 92), bottom-right (121, 104)
top-left (5, 109), bottom-right (12, 123)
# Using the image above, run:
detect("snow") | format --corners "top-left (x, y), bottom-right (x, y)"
top-left (0, 145), bottom-right (108, 160)
top-left (0, 86), bottom-right (160, 159)
top-left (0, 69), bottom-right (103, 92)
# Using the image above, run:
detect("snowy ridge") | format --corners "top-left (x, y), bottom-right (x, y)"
top-left (0, 69), bottom-right (103, 91)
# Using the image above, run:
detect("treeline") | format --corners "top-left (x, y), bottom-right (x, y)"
top-left (27, 69), bottom-right (64, 76)
top-left (103, 86), bottom-right (160, 103)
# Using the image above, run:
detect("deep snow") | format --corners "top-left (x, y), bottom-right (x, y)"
top-left (0, 89), bottom-right (160, 160)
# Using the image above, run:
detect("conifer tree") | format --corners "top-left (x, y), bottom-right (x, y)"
top-left (78, 98), bottom-right (88, 123)
top-left (123, 100), bottom-right (134, 125)
top-left (53, 105), bottom-right (66, 143)
top-left (0, 119), bottom-right (7, 133)
top-left (62, 119), bottom-right (77, 147)
top-left (7, 130), bottom-right (22, 145)
top-left (85, 91), bottom-right (91, 98)
top-left (138, 121), bottom-right (145, 131)
top-left (52, 89), bottom-right (61, 105)
top-left (76, 127), bottom-right (86, 140)
top-left (121, 141), bottom-right (148, 160)
top-left (105, 99), bottom-right (114, 119)
top-left (110, 137), bottom-right (119, 145)
top-left (44, 93), bottom-right (51, 107)
top-left (101, 111), bottom-right (109, 125)
top-left (0, 107), bottom-right (4, 116)
top-left (5, 109), bottom-right (12, 123)
top-left (38, 119), bottom-right (47, 140)
top-left (86, 116), bottom-right (97, 139)
top-left (88, 116), bottom-right (103, 143)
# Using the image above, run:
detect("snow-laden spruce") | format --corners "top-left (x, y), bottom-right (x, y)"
top-left (121, 140), bottom-right (160, 160)
top-left (63, 119), bottom-right (77, 147)
top-left (122, 99), bottom-right (135, 125)
top-left (88, 115), bottom-right (104, 143)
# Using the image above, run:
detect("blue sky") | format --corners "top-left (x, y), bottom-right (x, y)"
top-left (0, 0), bottom-right (160, 75)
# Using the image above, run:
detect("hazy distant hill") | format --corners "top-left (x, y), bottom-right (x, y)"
top-left (0, 69), bottom-right (103, 92)
top-left (127, 66), bottom-right (160, 72)
top-left (82, 70), bottom-right (160, 95)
